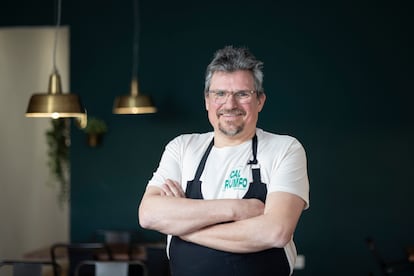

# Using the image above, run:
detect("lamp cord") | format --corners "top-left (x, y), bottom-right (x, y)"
top-left (52, 0), bottom-right (62, 74)
top-left (131, 0), bottom-right (140, 81)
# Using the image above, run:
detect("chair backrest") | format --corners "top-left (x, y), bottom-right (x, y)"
top-left (74, 260), bottom-right (148, 276)
top-left (0, 260), bottom-right (60, 276)
top-left (51, 243), bottom-right (113, 276)
top-left (93, 230), bottom-right (140, 245)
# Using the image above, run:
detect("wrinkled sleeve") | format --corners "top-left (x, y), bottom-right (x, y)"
top-left (147, 136), bottom-right (182, 188)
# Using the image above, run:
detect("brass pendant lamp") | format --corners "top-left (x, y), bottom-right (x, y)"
top-left (25, 0), bottom-right (87, 127)
top-left (113, 77), bottom-right (157, 114)
top-left (113, 0), bottom-right (157, 114)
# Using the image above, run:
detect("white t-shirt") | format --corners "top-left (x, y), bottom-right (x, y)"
top-left (147, 128), bottom-right (310, 273)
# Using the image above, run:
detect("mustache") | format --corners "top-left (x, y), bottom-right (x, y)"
top-left (217, 108), bottom-right (246, 116)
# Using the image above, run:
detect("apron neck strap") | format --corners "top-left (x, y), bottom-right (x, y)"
top-left (247, 134), bottom-right (258, 165)
top-left (193, 139), bottom-right (214, 181)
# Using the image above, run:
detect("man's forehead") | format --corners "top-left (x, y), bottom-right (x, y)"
top-left (210, 70), bottom-right (254, 86)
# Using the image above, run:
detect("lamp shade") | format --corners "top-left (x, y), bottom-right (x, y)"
top-left (113, 78), bottom-right (156, 114)
top-left (25, 72), bottom-right (86, 119)
top-left (26, 94), bottom-right (84, 117)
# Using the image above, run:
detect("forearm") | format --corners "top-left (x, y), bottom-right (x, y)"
top-left (181, 214), bottom-right (288, 253)
top-left (181, 192), bottom-right (305, 253)
top-left (139, 195), bottom-right (233, 235)
top-left (138, 186), bottom-right (264, 236)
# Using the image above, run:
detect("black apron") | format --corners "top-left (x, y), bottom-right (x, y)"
top-left (169, 135), bottom-right (290, 276)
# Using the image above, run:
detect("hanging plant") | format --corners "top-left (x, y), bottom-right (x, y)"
top-left (82, 117), bottom-right (108, 147)
top-left (45, 118), bottom-right (70, 206)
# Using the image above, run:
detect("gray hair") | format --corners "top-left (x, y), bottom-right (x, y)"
top-left (204, 46), bottom-right (264, 95)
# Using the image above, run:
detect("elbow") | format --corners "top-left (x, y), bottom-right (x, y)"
top-left (268, 226), bottom-right (292, 248)
top-left (138, 204), bottom-right (154, 230)
top-left (138, 203), bottom-right (170, 233)
top-left (139, 208), bottom-right (181, 236)
top-left (138, 214), bottom-right (151, 230)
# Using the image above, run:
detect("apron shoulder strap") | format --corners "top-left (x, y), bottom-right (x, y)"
top-left (193, 138), bottom-right (214, 181)
top-left (247, 134), bottom-right (258, 165)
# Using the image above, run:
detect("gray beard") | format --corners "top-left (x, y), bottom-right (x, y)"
top-left (217, 108), bottom-right (245, 136)
top-left (218, 122), bottom-right (244, 137)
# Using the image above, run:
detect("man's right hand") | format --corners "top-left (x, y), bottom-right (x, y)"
top-left (161, 178), bottom-right (186, 198)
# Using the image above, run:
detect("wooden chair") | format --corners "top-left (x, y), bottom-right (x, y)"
top-left (93, 229), bottom-right (141, 260)
top-left (74, 260), bottom-right (147, 276)
top-left (93, 229), bottom-right (140, 244)
top-left (365, 237), bottom-right (414, 275)
top-left (0, 259), bottom-right (60, 276)
top-left (51, 243), bottom-right (113, 276)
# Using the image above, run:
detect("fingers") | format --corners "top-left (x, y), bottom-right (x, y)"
top-left (161, 179), bottom-right (185, 198)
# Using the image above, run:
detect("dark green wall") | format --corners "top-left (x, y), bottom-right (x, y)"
top-left (2, 0), bottom-right (413, 275)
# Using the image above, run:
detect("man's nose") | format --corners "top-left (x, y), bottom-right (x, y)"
top-left (223, 92), bottom-right (238, 105)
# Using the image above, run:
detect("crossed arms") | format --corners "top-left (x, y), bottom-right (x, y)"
top-left (138, 179), bottom-right (305, 253)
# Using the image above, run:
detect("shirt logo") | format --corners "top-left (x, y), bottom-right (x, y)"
top-left (223, 169), bottom-right (248, 191)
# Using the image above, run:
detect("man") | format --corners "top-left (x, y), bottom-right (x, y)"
top-left (138, 46), bottom-right (309, 276)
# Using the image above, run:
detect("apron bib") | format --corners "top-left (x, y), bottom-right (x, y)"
top-left (169, 135), bottom-right (290, 276)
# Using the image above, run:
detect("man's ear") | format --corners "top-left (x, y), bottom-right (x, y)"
top-left (257, 93), bottom-right (266, 112)
top-left (205, 96), bottom-right (210, 111)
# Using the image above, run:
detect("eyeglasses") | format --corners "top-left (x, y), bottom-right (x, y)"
top-left (207, 90), bottom-right (257, 104)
